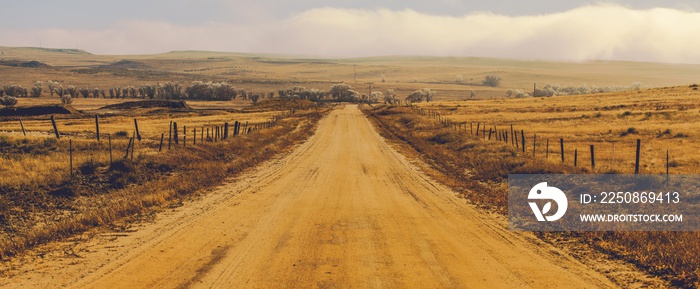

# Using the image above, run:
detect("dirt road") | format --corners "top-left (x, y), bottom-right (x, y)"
top-left (5, 105), bottom-right (617, 288)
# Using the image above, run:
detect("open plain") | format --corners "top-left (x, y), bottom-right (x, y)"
top-left (1, 47), bottom-right (699, 288)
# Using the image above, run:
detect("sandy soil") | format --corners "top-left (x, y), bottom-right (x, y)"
top-left (2, 105), bottom-right (618, 288)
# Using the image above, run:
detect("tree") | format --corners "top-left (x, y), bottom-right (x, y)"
top-left (0, 96), bottom-right (18, 107)
top-left (47, 81), bottom-right (58, 97)
top-left (383, 89), bottom-right (397, 105)
top-left (406, 90), bottom-right (424, 103)
top-left (61, 95), bottom-right (72, 105)
top-left (30, 81), bottom-right (42, 97)
top-left (329, 83), bottom-right (356, 102)
top-left (65, 85), bottom-right (78, 98)
top-left (424, 88), bottom-right (435, 102)
top-left (3, 84), bottom-right (26, 97)
top-left (482, 74), bottom-right (502, 87)
top-left (157, 82), bottom-right (182, 99)
top-left (92, 88), bottom-right (101, 98)
top-left (139, 85), bottom-right (157, 99)
top-left (250, 93), bottom-right (260, 104)
top-left (405, 89), bottom-right (435, 103)
top-left (79, 87), bottom-right (91, 98)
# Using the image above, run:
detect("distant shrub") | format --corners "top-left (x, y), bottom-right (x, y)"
top-left (114, 131), bottom-right (129, 138)
top-left (0, 95), bottom-right (18, 107)
top-left (506, 90), bottom-right (530, 98)
top-left (30, 81), bottom-right (42, 97)
top-left (534, 83), bottom-right (644, 97)
top-left (329, 83), bottom-right (358, 102)
top-left (60, 95), bottom-right (73, 105)
top-left (482, 74), bottom-right (501, 87)
top-left (47, 81), bottom-right (58, 97)
top-left (620, 127), bottom-right (638, 136)
top-left (405, 89), bottom-right (435, 103)
top-left (3, 84), bottom-right (27, 97)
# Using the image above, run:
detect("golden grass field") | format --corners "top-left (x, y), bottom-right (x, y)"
top-left (417, 86), bottom-right (700, 175)
top-left (2, 46), bottom-right (700, 287)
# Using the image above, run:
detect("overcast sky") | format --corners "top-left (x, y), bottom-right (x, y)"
top-left (2, 1), bottom-right (700, 63)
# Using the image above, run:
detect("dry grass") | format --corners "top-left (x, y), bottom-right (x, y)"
top-left (0, 103), bottom-right (326, 260)
top-left (364, 103), bottom-right (699, 288)
top-left (0, 107), bottom-right (281, 191)
top-left (417, 86), bottom-right (700, 174)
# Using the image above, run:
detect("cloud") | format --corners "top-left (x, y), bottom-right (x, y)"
top-left (1, 4), bottom-right (700, 63)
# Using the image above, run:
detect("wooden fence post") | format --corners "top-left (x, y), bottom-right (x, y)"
top-left (69, 139), bottom-right (73, 179)
top-left (130, 132), bottom-right (135, 161)
top-left (50, 115), bottom-right (60, 139)
top-left (521, 130), bottom-right (525, 153)
top-left (476, 123), bottom-right (480, 137)
top-left (193, 127), bottom-right (197, 145)
top-left (574, 149), bottom-right (578, 167)
top-left (124, 136), bottom-right (133, 160)
top-left (173, 122), bottom-right (179, 145)
top-left (95, 115), bottom-right (100, 141)
top-left (134, 119), bottom-right (141, 141)
top-left (515, 131), bottom-right (519, 149)
top-left (488, 128), bottom-right (493, 140)
top-left (168, 121), bottom-right (173, 150)
top-left (590, 145), bottom-right (595, 171)
top-left (108, 135), bottom-right (113, 165)
top-left (560, 138), bottom-right (565, 163)
top-left (224, 122), bottom-right (229, 140)
top-left (666, 149), bottom-right (669, 176)
top-left (635, 139), bottom-right (641, 174)
top-left (159, 133), bottom-right (164, 152)
top-left (19, 118), bottom-right (26, 137)
top-left (546, 139), bottom-right (549, 159)
top-left (510, 124), bottom-right (515, 146)
top-left (183, 125), bottom-right (187, 148)
top-left (533, 134), bottom-right (537, 157)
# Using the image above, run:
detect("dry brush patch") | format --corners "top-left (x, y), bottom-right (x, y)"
top-left (0, 107), bottom-right (326, 261)
top-left (364, 104), bottom-right (699, 288)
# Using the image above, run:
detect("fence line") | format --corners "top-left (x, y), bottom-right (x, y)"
top-left (412, 107), bottom-right (665, 175)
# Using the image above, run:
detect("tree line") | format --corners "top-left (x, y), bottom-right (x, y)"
top-left (0, 81), bottom-right (440, 107)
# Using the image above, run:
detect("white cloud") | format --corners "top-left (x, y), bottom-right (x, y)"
top-left (2, 4), bottom-right (700, 63)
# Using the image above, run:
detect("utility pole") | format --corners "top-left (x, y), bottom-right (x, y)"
top-left (533, 83), bottom-right (537, 97)
top-left (354, 65), bottom-right (357, 83)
